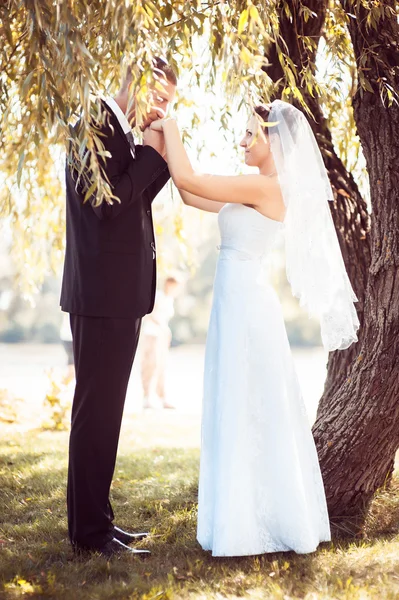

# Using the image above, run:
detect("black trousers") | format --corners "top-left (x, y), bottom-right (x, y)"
top-left (67, 313), bottom-right (141, 549)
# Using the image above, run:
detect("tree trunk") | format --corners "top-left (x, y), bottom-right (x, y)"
top-left (263, 0), bottom-right (399, 533)
top-left (312, 0), bottom-right (399, 533)
top-left (263, 0), bottom-right (371, 401)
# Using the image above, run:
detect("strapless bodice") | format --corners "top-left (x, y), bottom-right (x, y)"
top-left (217, 203), bottom-right (283, 261)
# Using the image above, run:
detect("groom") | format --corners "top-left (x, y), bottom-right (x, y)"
top-left (60, 58), bottom-right (177, 557)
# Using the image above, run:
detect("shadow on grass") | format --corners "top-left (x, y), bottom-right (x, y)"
top-left (0, 430), bottom-right (398, 599)
top-left (0, 441), bottom-right (317, 598)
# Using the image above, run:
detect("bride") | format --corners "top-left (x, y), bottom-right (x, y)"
top-left (150, 99), bottom-right (359, 556)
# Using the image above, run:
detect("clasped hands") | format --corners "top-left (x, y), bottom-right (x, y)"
top-left (142, 107), bottom-right (175, 159)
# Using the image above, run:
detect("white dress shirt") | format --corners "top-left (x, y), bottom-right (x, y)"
top-left (104, 96), bottom-right (135, 159)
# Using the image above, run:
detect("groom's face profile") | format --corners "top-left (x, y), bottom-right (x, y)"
top-left (124, 69), bottom-right (176, 131)
top-left (140, 70), bottom-right (176, 130)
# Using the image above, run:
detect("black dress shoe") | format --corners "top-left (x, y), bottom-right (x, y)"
top-left (73, 537), bottom-right (151, 558)
top-left (113, 526), bottom-right (150, 545)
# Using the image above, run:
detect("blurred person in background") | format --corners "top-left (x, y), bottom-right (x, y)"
top-left (60, 312), bottom-right (75, 381)
top-left (140, 276), bottom-right (180, 409)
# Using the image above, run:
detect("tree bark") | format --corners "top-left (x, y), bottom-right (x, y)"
top-left (312, 0), bottom-right (399, 533)
top-left (263, 0), bottom-right (399, 533)
top-left (263, 0), bottom-right (371, 400)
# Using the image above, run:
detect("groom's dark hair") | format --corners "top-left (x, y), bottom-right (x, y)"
top-left (121, 57), bottom-right (177, 91)
top-left (152, 56), bottom-right (178, 85)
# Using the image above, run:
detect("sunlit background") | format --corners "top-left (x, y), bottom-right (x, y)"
top-left (0, 31), bottom-right (369, 437)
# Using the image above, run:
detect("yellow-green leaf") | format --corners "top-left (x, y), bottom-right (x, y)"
top-left (238, 9), bottom-right (248, 35)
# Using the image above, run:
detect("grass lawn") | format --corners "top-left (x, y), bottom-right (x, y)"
top-left (0, 412), bottom-right (398, 600)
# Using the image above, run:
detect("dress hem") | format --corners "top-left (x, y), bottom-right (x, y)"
top-left (197, 536), bottom-right (332, 557)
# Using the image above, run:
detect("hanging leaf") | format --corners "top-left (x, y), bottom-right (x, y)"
top-left (238, 9), bottom-right (248, 35)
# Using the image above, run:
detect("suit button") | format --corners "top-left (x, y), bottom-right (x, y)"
top-left (147, 210), bottom-right (151, 216)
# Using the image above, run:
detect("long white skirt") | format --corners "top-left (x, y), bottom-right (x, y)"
top-left (196, 256), bottom-right (331, 556)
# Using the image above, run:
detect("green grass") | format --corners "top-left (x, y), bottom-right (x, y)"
top-left (0, 418), bottom-right (398, 600)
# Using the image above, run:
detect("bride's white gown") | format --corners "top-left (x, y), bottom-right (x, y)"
top-left (196, 203), bottom-right (331, 557)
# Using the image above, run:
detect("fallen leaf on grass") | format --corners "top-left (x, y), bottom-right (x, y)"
top-left (172, 567), bottom-right (194, 581)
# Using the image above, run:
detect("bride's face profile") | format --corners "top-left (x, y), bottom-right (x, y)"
top-left (239, 115), bottom-right (270, 168)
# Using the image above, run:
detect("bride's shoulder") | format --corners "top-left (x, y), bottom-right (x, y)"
top-left (264, 175), bottom-right (283, 199)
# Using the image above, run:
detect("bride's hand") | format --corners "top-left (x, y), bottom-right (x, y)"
top-left (150, 117), bottom-right (176, 132)
top-left (150, 119), bottom-right (165, 132)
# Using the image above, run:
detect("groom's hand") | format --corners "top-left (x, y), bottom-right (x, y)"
top-left (143, 128), bottom-right (166, 159)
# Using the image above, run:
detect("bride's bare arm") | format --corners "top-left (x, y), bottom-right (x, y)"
top-left (153, 118), bottom-right (274, 207)
top-left (178, 188), bottom-right (225, 213)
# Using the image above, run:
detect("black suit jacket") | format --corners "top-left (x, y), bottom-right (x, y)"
top-left (60, 102), bottom-right (170, 318)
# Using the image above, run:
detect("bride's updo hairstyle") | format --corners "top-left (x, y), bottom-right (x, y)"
top-left (254, 104), bottom-right (272, 129)
top-left (254, 103), bottom-right (299, 143)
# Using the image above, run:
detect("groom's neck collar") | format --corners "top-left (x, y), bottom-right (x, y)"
top-left (113, 92), bottom-right (136, 127)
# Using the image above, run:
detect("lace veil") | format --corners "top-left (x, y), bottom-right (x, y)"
top-left (263, 100), bottom-right (360, 351)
